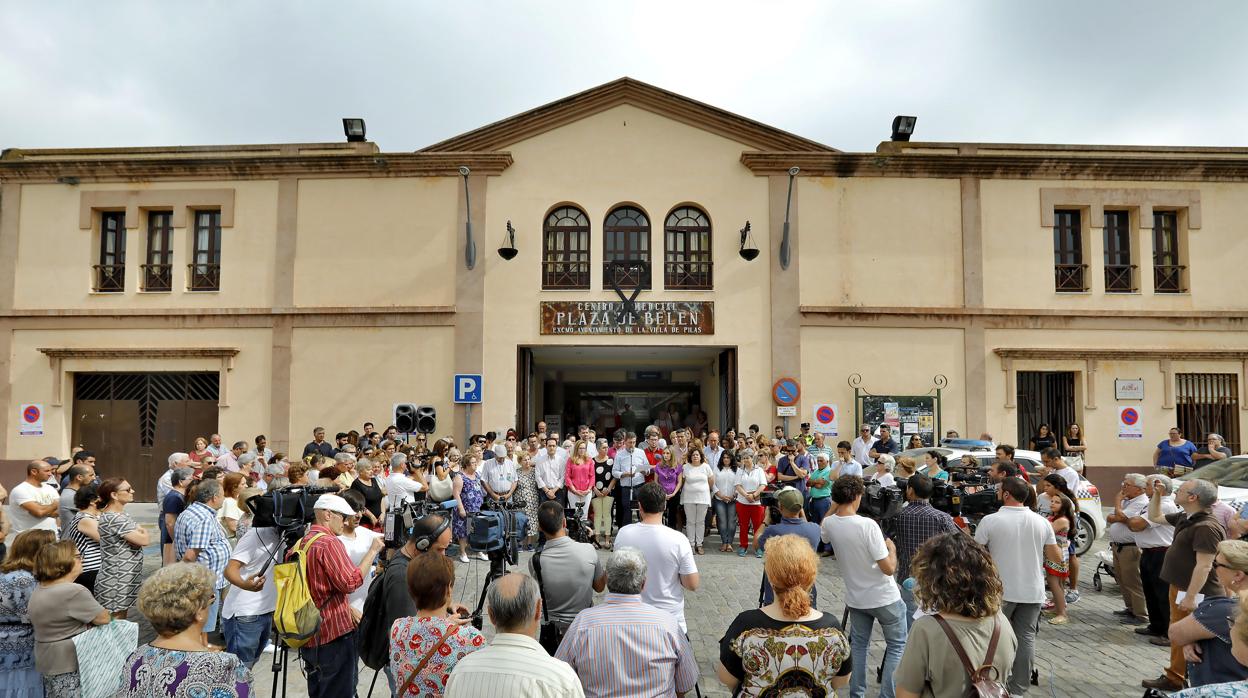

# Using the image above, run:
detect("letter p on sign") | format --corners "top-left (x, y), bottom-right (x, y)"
top-left (454, 374), bottom-right (482, 404)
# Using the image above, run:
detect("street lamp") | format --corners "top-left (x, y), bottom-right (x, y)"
top-left (498, 221), bottom-right (518, 260)
top-left (342, 118), bottom-right (366, 142)
top-left (891, 115), bottom-right (917, 142)
top-left (738, 221), bottom-right (759, 261)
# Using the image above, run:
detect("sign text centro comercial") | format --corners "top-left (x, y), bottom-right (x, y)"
top-left (540, 301), bottom-right (714, 335)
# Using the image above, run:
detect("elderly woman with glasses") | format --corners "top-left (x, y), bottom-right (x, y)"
top-left (1171, 591), bottom-right (1248, 697)
top-left (1167, 540), bottom-right (1248, 689)
top-left (121, 563), bottom-right (252, 697)
top-left (95, 478), bottom-right (150, 620)
top-left (28, 540), bottom-right (111, 698)
top-left (0, 530), bottom-right (57, 697)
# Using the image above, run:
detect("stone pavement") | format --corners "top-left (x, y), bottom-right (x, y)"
top-left (125, 505), bottom-right (1170, 697)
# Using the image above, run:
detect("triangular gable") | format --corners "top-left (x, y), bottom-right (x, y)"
top-left (418, 77), bottom-right (838, 153)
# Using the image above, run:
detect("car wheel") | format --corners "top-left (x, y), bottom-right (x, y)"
top-left (1074, 515), bottom-right (1094, 557)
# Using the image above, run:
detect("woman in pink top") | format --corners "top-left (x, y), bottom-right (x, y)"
top-left (565, 440), bottom-right (595, 522)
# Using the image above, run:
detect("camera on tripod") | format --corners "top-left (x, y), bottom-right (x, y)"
top-left (565, 502), bottom-right (595, 546)
top-left (246, 484), bottom-right (340, 546)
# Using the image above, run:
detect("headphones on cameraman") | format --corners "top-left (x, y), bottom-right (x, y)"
top-left (412, 513), bottom-right (451, 552)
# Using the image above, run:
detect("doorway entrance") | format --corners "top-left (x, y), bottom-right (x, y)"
top-left (72, 372), bottom-right (219, 501)
top-left (1016, 371), bottom-right (1077, 449)
top-left (517, 346), bottom-right (737, 437)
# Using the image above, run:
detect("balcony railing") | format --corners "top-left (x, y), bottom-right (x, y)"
top-left (141, 263), bottom-right (172, 292)
top-left (1054, 263), bottom-right (1087, 292)
top-left (92, 264), bottom-right (125, 293)
top-left (188, 263), bottom-right (220, 291)
top-left (541, 260), bottom-right (590, 290)
top-left (1104, 264), bottom-right (1137, 293)
top-left (603, 260), bottom-right (650, 290)
top-left (1154, 264), bottom-right (1186, 293)
top-left (664, 259), bottom-right (713, 290)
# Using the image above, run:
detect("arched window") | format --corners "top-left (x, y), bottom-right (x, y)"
top-left (664, 206), bottom-right (712, 289)
top-left (542, 205), bottom-right (590, 289)
top-left (603, 205), bottom-right (650, 289)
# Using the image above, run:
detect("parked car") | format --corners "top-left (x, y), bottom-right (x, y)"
top-left (896, 445), bottom-right (1107, 556)
top-left (1176, 456), bottom-right (1248, 513)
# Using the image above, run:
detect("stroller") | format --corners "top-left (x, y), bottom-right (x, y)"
top-left (1091, 549), bottom-right (1116, 591)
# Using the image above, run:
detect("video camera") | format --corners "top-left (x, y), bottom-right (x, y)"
top-left (565, 502), bottom-right (596, 547)
top-left (246, 484), bottom-right (340, 545)
top-left (470, 497), bottom-right (528, 567)
top-left (383, 495), bottom-right (451, 550)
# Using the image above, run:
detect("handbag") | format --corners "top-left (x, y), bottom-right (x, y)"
top-left (531, 548), bottom-right (564, 654)
top-left (73, 619), bottom-right (139, 698)
top-left (932, 614), bottom-right (1008, 698)
top-left (428, 473), bottom-right (455, 503)
top-left (398, 623), bottom-right (458, 696)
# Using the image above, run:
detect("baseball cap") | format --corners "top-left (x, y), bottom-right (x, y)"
top-left (777, 487), bottom-right (804, 513)
top-left (313, 494), bottom-right (355, 517)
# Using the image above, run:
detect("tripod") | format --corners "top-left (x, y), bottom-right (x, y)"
top-left (269, 634), bottom-right (292, 698)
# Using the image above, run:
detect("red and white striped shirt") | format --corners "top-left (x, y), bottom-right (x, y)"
top-left (294, 524), bottom-right (364, 647)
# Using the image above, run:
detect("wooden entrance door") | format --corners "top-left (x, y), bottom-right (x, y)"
top-left (72, 373), bottom-right (219, 501)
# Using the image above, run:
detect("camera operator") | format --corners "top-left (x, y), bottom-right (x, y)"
top-left (367, 512), bottom-right (471, 694)
top-left (385, 452), bottom-right (424, 506)
top-left (819, 474), bottom-right (907, 698)
top-left (529, 501), bottom-right (606, 652)
top-left (482, 447), bottom-right (519, 505)
top-left (893, 472), bottom-right (961, 628)
top-left (221, 522), bottom-right (282, 669)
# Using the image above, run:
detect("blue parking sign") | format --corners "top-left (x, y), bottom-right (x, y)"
top-left (454, 374), bottom-right (482, 403)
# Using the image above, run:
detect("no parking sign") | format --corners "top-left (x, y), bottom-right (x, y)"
top-left (1118, 406), bottom-right (1142, 440)
top-left (19, 403), bottom-right (43, 436)
top-left (812, 403), bottom-right (839, 436)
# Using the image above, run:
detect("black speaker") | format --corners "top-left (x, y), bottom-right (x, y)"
top-left (394, 403), bottom-right (417, 433)
top-left (416, 406), bottom-right (437, 434)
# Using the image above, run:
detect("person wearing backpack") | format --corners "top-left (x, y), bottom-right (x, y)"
top-left (286, 494), bottom-right (383, 698)
top-left (895, 532), bottom-right (1017, 698)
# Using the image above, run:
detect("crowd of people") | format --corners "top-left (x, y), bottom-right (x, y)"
top-left (0, 415), bottom-right (1247, 697)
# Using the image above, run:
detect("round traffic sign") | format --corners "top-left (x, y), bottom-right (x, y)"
top-left (1121, 408), bottom-right (1139, 426)
top-left (772, 378), bottom-right (800, 407)
top-left (22, 405), bottom-right (40, 424)
top-left (816, 405), bottom-right (835, 424)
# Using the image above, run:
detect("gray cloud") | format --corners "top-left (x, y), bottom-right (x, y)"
top-left (2, 1), bottom-right (1246, 153)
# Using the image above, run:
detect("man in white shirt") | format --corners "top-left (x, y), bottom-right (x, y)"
top-left (1105, 473), bottom-right (1151, 623)
top-left (611, 431), bottom-right (652, 530)
top-left (974, 477), bottom-right (1062, 696)
top-left (222, 525), bottom-right (282, 669)
top-left (207, 433), bottom-right (226, 458)
top-left (482, 448), bottom-right (519, 504)
top-left (1040, 447), bottom-right (1081, 494)
top-left (1133, 474), bottom-right (1180, 639)
top-left (8, 460), bottom-right (60, 539)
top-left (613, 482), bottom-right (700, 632)
top-left (534, 437), bottom-right (570, 507)
top-left (820, 474), bottom-right (907, 698)
top-left (851, 424), bottom-right (877, 467)
top-left (385, 453), bottom-right (424, 506)
top-left (157, 451), bottom-right (193, 503)
top-left (445, 573), bottom-right (584, 698)
top-left (702, 431), bottom-right (724, 469)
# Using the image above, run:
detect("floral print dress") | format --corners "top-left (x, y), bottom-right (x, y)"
top-left (719, 609), bottom-right (852, 697)
top-left (451, 472), bottom-right (484, 541)
top-left (513, 467), bottom-right (540, 538)
top-left (0, 570), bottom-right (41, 698)
top-left (389, 615), bottom-right (485, 697)
top-left (122, 644), bottom-right (252, 697)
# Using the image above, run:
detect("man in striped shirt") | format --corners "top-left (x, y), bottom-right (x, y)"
top-left (556, 548), bottom-right (700, 697)
top-left (445, 573), bottom-right (584, 698)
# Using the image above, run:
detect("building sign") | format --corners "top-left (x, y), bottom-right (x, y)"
top-left (1118, 406), bottom-right (1143, 440)
top-left (539, 301), bottom-right (714, 335)
top-left (1115, 379), bottom-right (1144, 400)
top-left (19, 403), bottom-right (43, 436)
top-left (813, 403), bottom-right (839, 436)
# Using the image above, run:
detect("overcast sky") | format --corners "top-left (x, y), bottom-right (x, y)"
top-left (3, 1), bottom-right (1246, 153)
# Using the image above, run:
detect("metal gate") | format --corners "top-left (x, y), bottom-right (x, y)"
top-left (72, 373), bottom-right (219, 500)
top-left (1016, 371), bottom-right (1076, 449)
top-left (1176, 373), bottom-right (1240, 453)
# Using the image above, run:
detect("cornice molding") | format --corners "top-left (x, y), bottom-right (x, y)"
top-left (38, 347), bottom-right (239, 360)
top-left (741, 152), bottom-right (1248, 181)
top-left (0, 152), bottom-right (512, 183)
top-left (4, 305), bottom-right (456, 318)
top-left (420, 77), bottom-right (836, 153)
top-left (994, 348), bottom-right (1248, 361)
top-left (799, 305), bottom-right (1248, 320)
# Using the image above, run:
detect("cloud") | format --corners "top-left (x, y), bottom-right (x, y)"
top-left (2, 0), bottom-right (1246, 152)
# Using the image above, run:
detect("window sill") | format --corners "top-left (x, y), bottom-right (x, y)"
top-left (1054, 290), bottom-right (1090, 295)
top-left (186, 289), bottom-right (221, 294)
top-left (138, 289), bottom-right (173, 294)
top-left (1105, 291), bottom-right (1142, 295)
top-left (88, 290), bottom-right (126, 295)
top-left (1154, 291), bottom-right (1190, 296)
top-left (540, 288), bottom-right (592, 293)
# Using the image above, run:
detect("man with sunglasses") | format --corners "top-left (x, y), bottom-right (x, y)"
top-left (851, 424), bottom-right (877, 468)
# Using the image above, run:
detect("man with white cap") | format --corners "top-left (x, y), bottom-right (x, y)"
top-left (292, 493), bottom-right (383, 698)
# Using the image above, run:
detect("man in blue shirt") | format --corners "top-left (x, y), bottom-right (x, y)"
top-left (756, 487), bottom-right (821, 606)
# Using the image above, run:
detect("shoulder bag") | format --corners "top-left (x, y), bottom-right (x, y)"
top-left (398, 622), bottom-right (458, 697)
top-left (530, 548), bottom-right (564, 654)
top-left (932, 614), bottom-right (1008, 698)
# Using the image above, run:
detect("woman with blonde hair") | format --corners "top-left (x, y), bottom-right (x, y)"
top-left (121, 563), bottom-right (252, 696)
top-left (895, 532), bottom-right (1017, 698)
top-left (565, 440), bottom-right (595, 523)
top-left (717, 534), bottom-right (851, 694)
top-left (654, 447), bottom-right (684, 530)
top-left (734, 454), bottom-right (769, 559)
top-left (1167, 540), bottom-right (1248, 689)
top-left (218, 472), bottom-right (246, 539)
top-left (1172, 591), bottom-right (1248, 697)
top-left (896, 456), bottom-right (918, 479)
top-left (0, 530), bottom-right (56, 697)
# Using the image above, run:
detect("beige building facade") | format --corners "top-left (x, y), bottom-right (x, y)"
top-left (2, 78), bottom-right (1247, 496)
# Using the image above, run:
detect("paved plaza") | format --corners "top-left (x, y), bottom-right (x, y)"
top-left (123, 504), bottom-right (1171, 698)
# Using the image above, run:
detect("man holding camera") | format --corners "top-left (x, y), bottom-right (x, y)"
top-left (893, 473), bottom-right (960, 628)
top-left (529, 501), bottom-right (606, 652)
top-left (221, 522), bottom-right (282, 669)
